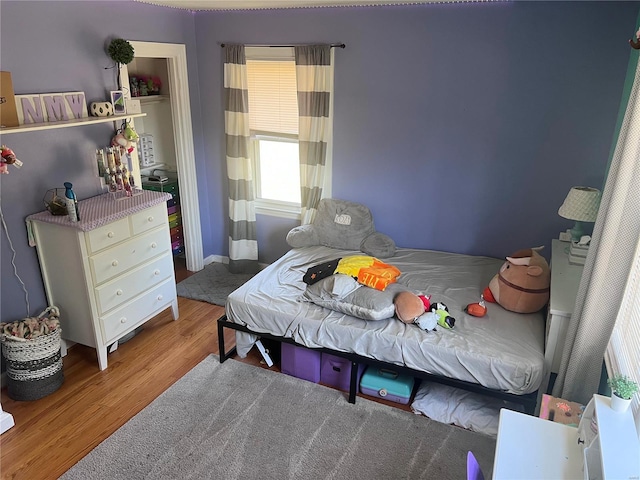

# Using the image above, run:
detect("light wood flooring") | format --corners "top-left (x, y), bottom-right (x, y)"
top-left (0, 258), bottom-right (410, 480)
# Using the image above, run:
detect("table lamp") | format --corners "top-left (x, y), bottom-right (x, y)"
top-left (558, 186), bottom-right (601, 243)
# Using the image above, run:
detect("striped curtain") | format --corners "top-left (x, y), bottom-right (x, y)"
top-left (224, 45), bottom-right (259, 274)
top-left (553, 49), bottom-right (640, 405)
top-left (295, 46), bottom-right (332, 225)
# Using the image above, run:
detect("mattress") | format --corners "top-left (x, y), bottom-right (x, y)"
top-left (225, 246), bottom-right (545, 395)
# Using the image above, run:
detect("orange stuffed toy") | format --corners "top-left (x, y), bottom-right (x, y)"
top-left (483, 247), bottom-right (551, 314)
top-left (394, 291), bottom-right (455, 330)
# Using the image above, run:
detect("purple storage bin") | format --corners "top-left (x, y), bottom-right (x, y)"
top-left (281, 343), bottom-right (321, 383)
top-left (320, 353), bottom-right (365, 392)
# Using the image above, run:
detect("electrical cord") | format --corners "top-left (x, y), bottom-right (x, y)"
top-left (0, 202), bottom-right (30, 317)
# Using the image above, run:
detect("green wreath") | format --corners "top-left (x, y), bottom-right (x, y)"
top-left (107, 38), bottom-right (134, 65)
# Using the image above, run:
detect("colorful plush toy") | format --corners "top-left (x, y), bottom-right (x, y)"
top-left (394, 291), bottom-right (431, 323)
top-left (483, 247), bottom-right (551, 314)
top-left (394, 291), bottom-right (455, 331)
top-left (0, 145), bottom-right (23, 174)
top-left (111, 122), bottom-right (139, 154)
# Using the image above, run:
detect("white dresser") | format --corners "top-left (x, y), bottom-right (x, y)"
top-left (28, 190), bottom-right (179, 370)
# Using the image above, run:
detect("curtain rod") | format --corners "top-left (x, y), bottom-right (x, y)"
top-left (220, 43), bottom-right (345, 49)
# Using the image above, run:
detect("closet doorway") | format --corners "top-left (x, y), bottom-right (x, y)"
top-left (119, 41), bottom-right (204, 274)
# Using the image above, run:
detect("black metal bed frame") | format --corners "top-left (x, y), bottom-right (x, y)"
top-left (217, 314), bottom-right (538, 414)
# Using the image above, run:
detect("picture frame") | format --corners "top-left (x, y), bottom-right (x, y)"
top-left (110, 90), bottom-right (126, 115)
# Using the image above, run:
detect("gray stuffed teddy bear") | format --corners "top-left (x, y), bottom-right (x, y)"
top-left (286, 198), bottom-right (396, 258)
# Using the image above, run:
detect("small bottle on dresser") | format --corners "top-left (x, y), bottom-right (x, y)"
top-left (64, 182), bottom-right (80, 222)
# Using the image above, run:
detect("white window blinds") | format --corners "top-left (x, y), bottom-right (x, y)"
top-left (247, 59), bottom-right (298, 135)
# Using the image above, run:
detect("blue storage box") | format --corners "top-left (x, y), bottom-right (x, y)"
top-left (360, 367), bottom-right (415, 404)
top-left (320, 353), bottom-right (365, 392)
top-left (281, 343), bottom-right (321, 383)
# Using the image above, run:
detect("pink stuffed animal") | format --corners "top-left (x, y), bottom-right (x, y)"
top-left (0, 145), bottom-right (23, 174)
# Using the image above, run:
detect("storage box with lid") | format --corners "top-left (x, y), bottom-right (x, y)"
top-left (143, 179), bottom-right (182, 256)
top-left (320, 353), bottom-right (365, 392)
top-left (360, 367), bottom-right (415, 404)
top-left (281, 343), bottom-right (321, 383)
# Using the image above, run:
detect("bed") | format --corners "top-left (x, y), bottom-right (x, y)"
top-left (218, 244), bottom-right (546, 414)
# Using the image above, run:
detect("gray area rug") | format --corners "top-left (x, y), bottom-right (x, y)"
top-left (176, 262), bottom-right (255, 306)
top-left (62, 355), bottom-right (496, 480)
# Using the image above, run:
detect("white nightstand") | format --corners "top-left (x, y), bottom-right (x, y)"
top-left (544, 239), bottom-right (585, 391)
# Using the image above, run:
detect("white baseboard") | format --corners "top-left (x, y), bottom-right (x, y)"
top-left (204, 254), bottom-right (228, 265)
top-left (202, 255), bottom-right (268, 270)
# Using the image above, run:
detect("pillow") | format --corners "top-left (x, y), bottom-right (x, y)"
top-left (286, 198), bottom-right (396, 258)
top-left (411, 381), bottom-right (524, 436)
top-left (360, 232), bottom-right (396, 258)
top-left (302, 274), bottom-right (408, 321)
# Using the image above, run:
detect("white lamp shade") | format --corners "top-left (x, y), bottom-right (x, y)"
top-left (558, 186), bottom-right (601, 222)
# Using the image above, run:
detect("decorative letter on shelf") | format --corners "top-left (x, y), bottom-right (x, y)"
top-left (65, 92), bottom-right (88, 119)
top-left (15, 91), bottom-right (87, 125)
top-left (16, 95), bottom-right (45, 124)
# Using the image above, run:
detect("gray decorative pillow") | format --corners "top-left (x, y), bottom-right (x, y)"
top-left (302, 274), bottom-right (408, 321)
top-left (286, 198), bottom-right (396, 258)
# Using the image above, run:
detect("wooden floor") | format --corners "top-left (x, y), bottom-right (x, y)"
top-left (0, 258), bottom-right (410, 480)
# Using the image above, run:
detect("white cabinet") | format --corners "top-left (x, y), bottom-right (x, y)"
top-left (28, 190), bottom-right (179, 370)
top-left (541, 239), bottom-right (585, 395)
top-left (493, 394), bottom-right (640, 480)
top-left (579, 394), bottom-right (640, 480)
top-left (122, 57), bottom-right (177, 175)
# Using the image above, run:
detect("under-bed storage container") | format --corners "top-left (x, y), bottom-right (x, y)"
top-left (281, 343), bottom-right (321, 383)
top-left (360, 367), bottom-right (415, 404)
top-left (320, 353), bottom-right (365, 392)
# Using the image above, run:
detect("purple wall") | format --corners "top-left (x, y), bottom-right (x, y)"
top-left (0, 0), bottom-right (637, 326)
top-left (195, 2), bottom-right (637, 262)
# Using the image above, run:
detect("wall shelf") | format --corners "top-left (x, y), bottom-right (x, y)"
top-left (0, 113), bottom-right (147, 135)
top-left (137, 95), bottom-right (169, 105)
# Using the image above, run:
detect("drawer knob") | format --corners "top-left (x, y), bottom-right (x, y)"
top-left (120, 317), bottom-right (127, 324)
top-left (107, 232), bottom-right (115, 238)
top-left (151, 242), bottom-right (157, 249)
top-left (157, 295), bottom-right (163, 301)
top-left (116, 289), bottom-right (123, 296)
top-left (154, 269), bottom-right (160, 276)
top-left (147, 216), bottom-right (154, 222)
top-left (111, 260), bottom-right (119, 267)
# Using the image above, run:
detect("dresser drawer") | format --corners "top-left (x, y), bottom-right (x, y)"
top-left (95, 253), bottom-right (174, 314)
top-left (100, 279), bottom-right (177, 344)
top-left (90, 227), bottom-right (171, 285)
top-left (130, 203), bottom-right (168, 236)
top-left (86, 217), bottom-right (131, 254)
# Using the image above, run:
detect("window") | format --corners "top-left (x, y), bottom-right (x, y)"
top-left (246, 46), bottom-right (333, 219)
top-left (605, 237), bottom-right (640, 426)
top-left (246, 48), bottom-right (300, 218)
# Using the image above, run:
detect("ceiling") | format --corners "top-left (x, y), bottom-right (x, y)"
top-left (133, 0), bottom-right (476, 11)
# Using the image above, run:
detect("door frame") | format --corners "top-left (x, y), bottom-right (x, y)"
top-left (120, 41), bottom-right (204, 272)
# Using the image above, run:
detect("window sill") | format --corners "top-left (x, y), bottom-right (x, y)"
top-left (255, 201), bottom-right (301, 220)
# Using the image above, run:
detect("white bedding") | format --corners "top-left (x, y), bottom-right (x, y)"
top-left (225, 246), bottom-right (545, 395)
